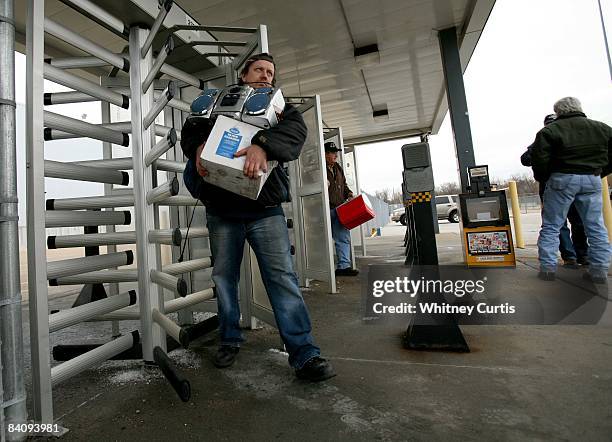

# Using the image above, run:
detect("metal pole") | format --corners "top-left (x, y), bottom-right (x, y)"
top-left (100, 99), bottom-right (121, 337)
top-left (351, 145), bottom-right (367, 257)
top-left (597, 0), bottom-right (612, 82)
top-left (601, 177), bottom-right (612, 242)
top-left (438, 27), bottom-right (476, 193)
top-left (130, 27), bottom-right (166, 361)
top-left (0, 0), bottom-right (27, 438)
top-left (26, 0), bottom-right (54, 425)
top-left (508, 181), bottom-right (525, 248)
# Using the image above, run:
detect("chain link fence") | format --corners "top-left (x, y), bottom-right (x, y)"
top-left (517, 193), bottom-right (541, 213)
top-left (363, 192), bottom-right (389, 232)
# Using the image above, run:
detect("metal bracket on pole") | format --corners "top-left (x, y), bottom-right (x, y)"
top-left (0, 13), bottom-right (15, 26)
top-left (0, 97), bottom-right (16, 107)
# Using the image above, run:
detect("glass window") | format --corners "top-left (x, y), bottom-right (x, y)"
top-left (435, 196), bottom-right (448, 205)
top-left (465, 197), bottom-right (502, 222)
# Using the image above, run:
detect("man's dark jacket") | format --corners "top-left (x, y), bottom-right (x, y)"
top-left (327, 162), bottom-right (353, 209)
top-left (180, 104), bottom-right (307, 218)
top-left (530, 112), bottom-right (612, 182)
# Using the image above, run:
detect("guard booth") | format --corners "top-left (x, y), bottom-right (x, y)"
top-left (459, 165), bottom-right (516, 267)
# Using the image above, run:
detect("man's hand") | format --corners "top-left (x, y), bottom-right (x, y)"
top-left (234, 144), bottom-right (268, 179)
top-left (195, 143), bottom-right (208, 177)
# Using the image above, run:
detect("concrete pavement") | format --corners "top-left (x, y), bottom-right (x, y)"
top-left (15, 213), bottom-right (612, 441)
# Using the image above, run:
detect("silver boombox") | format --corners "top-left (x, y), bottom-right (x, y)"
top-left (189, 85), bottom-right (285, 129)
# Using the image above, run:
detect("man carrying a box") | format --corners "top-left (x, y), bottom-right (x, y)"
top-left (181, 53), bottom-right (336, 382)
top-left (325, 141), bottom-right (359, 276)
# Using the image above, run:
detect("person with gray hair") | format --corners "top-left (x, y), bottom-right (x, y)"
top-left (553, 96), bottom-right (583, 115)
top-left (531, 97), bottom-right (612, 284)
top-left (521, 113), bottom-right (589, 267)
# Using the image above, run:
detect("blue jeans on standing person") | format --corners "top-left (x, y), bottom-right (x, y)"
top-left (559, 222), bottom-right (576, 261)
top-left (330, 208), bottom-right (352, 269)
top-left (206, 213), bottom-right (321, 369)
top-left (538, 173), bottom-right (610, 278)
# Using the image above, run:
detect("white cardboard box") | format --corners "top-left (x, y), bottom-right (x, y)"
top-left (200, 115), bottom-right (277, 200)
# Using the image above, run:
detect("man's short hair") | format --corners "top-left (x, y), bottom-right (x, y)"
top-left (238, 52), bottom-right (276, 86)
top-left (553, 97), bottom-right (583, 115)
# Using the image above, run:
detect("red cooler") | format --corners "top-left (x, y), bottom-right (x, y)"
top-left (336, 194), bottom-right (375, 229)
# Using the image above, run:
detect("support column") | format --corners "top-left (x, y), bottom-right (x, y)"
top-left (130, 27), bottom-right (166, 361)
top-left (1, 1), bottom-right (28, 437)
top-left (438, 27), bottom-right (476, 193)
top-left (26, 0), bottom-right (54, 424)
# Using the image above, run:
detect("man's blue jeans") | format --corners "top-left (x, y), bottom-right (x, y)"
top-left (559, 222), bottom-right (576, 261)
top-left (538, 173), bottom-right (610, 277)
top-left (206, 213), bottom-right (320, 368)
top-left (330, 208), bottom-right (351, 269)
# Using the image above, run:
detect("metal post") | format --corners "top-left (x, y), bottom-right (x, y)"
top-left (597, 0), bottom-right (612, 82)
top-left (438, 27), bottom-right (476, 193)
top-left (601, 177), bottom-right (612, 242)
top-left (130, 27), bottom-right (166, 361)
top-left (164, 103), bottom-right (193, 326)
top-left (0, 0), bottom-right (27, 438)
top-left (26, 0), bottom-right (54, 424)
top-left (101, 99), bottom-right (120, 337)
top-left (351, 145), bottom-right (367, 257)
top-left (508, 181), bottom-right (525, 248)
top-left (421, 134), bottom-right (439, 235)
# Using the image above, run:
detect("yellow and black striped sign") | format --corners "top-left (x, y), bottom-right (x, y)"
top-left (407, 191), bottom-right (432, 204)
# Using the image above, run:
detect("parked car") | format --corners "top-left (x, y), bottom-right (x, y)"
top-left (435, 194), bottom-right (459, 223)
top-left (391, 207), bottom-right (406, 225)
top-left (391, 195), bottom-right (459, 224)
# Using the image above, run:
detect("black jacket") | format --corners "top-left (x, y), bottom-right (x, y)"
top-left (180, 104), bottom-right (307, 216)
top-left (530, 112), bottom-right (612, 181)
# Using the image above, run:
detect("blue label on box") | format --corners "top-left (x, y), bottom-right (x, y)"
top-left (216, 127), bottom-right (243, 159)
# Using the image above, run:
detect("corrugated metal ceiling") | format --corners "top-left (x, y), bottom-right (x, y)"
top-left (176, 0), bottom-right (495, 143)
top-left (13, 0), bottom-right (495, 144)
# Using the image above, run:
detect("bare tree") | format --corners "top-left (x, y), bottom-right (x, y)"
top-left (435, 182), bottom-right (461, 195)
top-left (496, 173), bottom-right (539, 195)
top-left (374, 188), bottom-right (390, 202)
top-left (374, 187), bottom-right (403, 204)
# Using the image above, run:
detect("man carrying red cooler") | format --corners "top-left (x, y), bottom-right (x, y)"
top-left (325, 141), bottom-right (359, 276)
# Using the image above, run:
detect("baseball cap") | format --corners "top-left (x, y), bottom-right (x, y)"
top-left (324, 141), bottom-right (341, 152)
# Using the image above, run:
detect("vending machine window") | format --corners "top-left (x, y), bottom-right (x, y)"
top-left (459, 191), bottom-right (511, 228)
